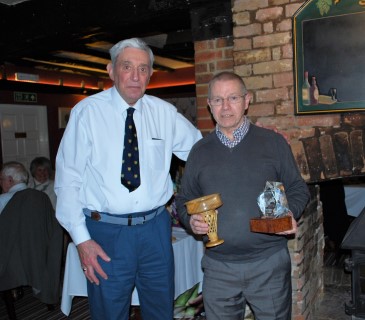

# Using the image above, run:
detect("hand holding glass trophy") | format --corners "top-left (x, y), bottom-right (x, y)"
top-left (185, 193), bottom-right (224, 247)
top-left (250, 181), bottom-right (292, 233)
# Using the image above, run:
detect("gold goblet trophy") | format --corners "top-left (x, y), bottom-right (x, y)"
top-left (185, 193), bottom-right (224, 248)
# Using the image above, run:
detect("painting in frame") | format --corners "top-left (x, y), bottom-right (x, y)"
top-left (293, 0), bottom-right (365, 115)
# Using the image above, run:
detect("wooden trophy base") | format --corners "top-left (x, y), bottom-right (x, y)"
top-left (250, 215), bottom-right (292, 233)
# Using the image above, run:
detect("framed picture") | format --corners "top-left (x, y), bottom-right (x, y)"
top-left (293, 0), bottom-right (365, 114)
top-left (58, 107), bottom-right (72, 128)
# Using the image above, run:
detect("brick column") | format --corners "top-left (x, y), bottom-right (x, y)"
top-left (194, 37), bottom-right (234, 135)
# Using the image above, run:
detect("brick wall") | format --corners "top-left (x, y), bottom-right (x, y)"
top-left (194, 0), bottom-right (365, 183)
top-left (194, 37), bottom-right (235, 135)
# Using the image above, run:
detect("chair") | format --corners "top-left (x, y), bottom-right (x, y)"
top-left (0, 188), bottom-right (63, 319)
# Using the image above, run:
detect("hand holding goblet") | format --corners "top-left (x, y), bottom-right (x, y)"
top-left (185, 193), bottom-right (224, 248)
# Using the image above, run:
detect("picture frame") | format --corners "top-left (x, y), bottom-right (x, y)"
top-left (58, 107), bottom-right (72, 128)
top-left (293, 0), bottom-right (365, 115)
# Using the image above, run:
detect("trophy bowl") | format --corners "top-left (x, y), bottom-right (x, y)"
top-left (185, 193), bottom-right (224, 247)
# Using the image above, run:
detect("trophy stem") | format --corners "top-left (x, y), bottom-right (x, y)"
top-left (202, 210), bottom-right (224, 248)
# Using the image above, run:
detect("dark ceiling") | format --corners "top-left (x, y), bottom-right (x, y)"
top-left (0, 0), bottom-right (232, 79)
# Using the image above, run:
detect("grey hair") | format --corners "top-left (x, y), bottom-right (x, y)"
top-left (109, 38), bottom-right (154, 70)
top-left (30, 156), bottom-right (52, 177)
top-left (2, 161), bottom-right (29, 184)
top-left (207, 71), bottom-right (248, 98)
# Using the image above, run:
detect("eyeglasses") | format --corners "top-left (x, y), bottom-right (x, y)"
top-left (120, 62), bottom-right (150, 75)
top-left (209, 94), bottom-right (246, 107)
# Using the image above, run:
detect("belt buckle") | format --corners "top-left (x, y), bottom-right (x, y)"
top-left (91, 211), bottom-right (101, 221)
top-left (128, 214), bottom-right (132, 226)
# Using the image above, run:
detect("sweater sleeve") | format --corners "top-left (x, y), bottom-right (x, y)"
top-left (275, 134), bottom-right (310, 220)
top-left (175, 144), bottom-right (203, 232)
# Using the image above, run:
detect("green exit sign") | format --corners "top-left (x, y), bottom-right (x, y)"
top-left (14, 92), bottom-right (37, 103)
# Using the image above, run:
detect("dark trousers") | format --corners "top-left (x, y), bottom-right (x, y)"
top-left (86, 209), bottom-right (174, 320)
top-left (202, 247), bottom-right (292, 320)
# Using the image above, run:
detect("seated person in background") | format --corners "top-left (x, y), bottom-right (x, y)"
top-left (28, 156), bottom-right (57, 209)
top-left (0, 161), bottom-right (63, 309)
top-left (0, 161), bottom-right (28, 214)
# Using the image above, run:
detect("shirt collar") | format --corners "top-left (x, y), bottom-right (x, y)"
top-left (112, 86), bottom-right (143, 114)
top-left (9, 182), bottom-right (27, 193)
top-left (215, 116), bottom-right (250, 148)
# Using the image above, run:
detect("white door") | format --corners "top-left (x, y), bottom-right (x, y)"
top-left (0, 104), bottom-right (49, 171)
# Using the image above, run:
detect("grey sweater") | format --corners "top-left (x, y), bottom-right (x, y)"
top-left (176, 124), bottom-right (310, 262)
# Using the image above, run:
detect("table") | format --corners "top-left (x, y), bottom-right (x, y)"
top-left (344, 184), bottom-right (365, 217)
top-left (60, 227), bottom-right (204, 316)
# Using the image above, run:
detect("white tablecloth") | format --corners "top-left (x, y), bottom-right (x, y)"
top-left (61, 227), bottom-right (204, 316)
top-left (344, 184), bottom-right (365, 217)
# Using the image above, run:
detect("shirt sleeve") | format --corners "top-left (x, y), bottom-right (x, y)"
top-left (172, 112), bottom-right (202, 161)
top-left (54, 106), bottom-right (91, 245)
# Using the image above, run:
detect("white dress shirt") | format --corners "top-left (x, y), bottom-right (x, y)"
top-left (55, 87), bottom-right (202, 245)
top-left (0, 183), bottom-right (27, 214)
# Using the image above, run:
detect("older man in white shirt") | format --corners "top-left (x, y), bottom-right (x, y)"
top-left (55, 37), bottom-right (202, 320)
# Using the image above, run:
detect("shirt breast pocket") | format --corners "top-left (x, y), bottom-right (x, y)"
top-left (146, 139), bottom-right (165, 171)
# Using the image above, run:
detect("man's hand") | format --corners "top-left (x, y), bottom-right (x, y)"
top-left (189, 213), bottom-right (209, 235)
top-left (77, 239), bottom-right (111, 285)
top-left (276, 212), bottom-right (297, 236)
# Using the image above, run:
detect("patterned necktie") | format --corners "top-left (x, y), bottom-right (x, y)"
top-left (121, 107), bottom-right (140, 192)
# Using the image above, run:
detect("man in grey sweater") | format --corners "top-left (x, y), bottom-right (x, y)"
top-left (176, 72), bottom-right (310, 320)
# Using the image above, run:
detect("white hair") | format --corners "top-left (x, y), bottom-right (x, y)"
top-left (2, 161), bottom-right (29, 184)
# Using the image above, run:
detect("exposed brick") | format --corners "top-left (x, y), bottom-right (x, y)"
top-left (276, 18), bottom-right (292, 31)
top-left (233, 11), bottom-right (251, 25)
top-left (208, 62), bottom-right (216, 73)
top-left (196, 96), bottom-right (209, 107)
top-left (282, 43), bottom-right (293, 58)
top-left (194, 41), bottom-right (209, 51)
top-left (234, 38), bottom-right (252, 51)
top-left (285, 3), bottom-right (303, 18)
top-left (244, 74), bottom-right (273, 90)
top-left (276, 100), bottom-right (293, 114)
top-left (217, 59), bottom-right (234, 71)
top-left (194, 63), bottom-right (208, 73)
top-left (234, 48), bottom-right (271, 65)
top-left (195, 50), bottom-right (223, 64)
top-left (234, 23), bottom-right (262, 38)
top-left (216, 37), bottom-right (234, 48)
top-left (272, 46), bottom-right (281, 60)
top-left (224, 48), bottom-right (234, 59)
top-left (247, 102), bottom-right (275, 116)
top-left (296, 114), bottom-right (341, 127)
top-left (197, 105), bottom-right (211, 118)
top-left (256, 87), bottom-right (289, 102)
top-left (234, 64), bottom-right (252, 77)
top-left (273, 71), bottom-right (293, 87)
top-left (195, 73), bottom-right (215, 85)
top-left (197, 118), bottom-right (215, 131)
top-left (253, 31), bottom-right (292, 48)
top-left (196, 84), bottom-right (208, 96)
top-left (233, 0), bottom-right (269, 12)
top-left (253, 59), bottom-right (292, 75)
top-left (263, 21), bottom-right (274, 33)
top-left (269, 0), bottom-right (290, 5)
top-left (288, 128), bottom-right (316, 140)
top-left (256, 7), bottom-right (283, 22)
